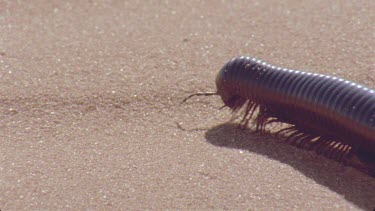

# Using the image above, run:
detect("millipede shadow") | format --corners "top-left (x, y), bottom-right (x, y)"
top-left (204, 123), bottom-right (375, 210)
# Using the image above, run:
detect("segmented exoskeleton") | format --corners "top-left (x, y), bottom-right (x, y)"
top-left (183, 56), bottom-right (375, 177)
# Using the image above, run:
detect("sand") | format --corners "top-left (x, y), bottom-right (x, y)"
top-left (0, 0), bottom-right (374, 210)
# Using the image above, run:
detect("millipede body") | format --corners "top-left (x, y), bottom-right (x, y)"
top-left (185, 56), bottom-right (375, 177)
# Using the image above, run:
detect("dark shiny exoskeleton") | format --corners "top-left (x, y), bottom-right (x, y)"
top-left (216, 56), bottom-right (375, 176)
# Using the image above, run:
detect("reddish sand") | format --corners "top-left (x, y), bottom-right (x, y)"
top-left (1, 1), bottom-right (374, 210)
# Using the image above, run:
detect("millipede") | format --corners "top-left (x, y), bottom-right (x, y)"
top-left (183, 56), bottom-right (375, 177)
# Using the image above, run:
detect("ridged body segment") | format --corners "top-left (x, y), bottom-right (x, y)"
top-left (216, 56), bottom-right (375, 168)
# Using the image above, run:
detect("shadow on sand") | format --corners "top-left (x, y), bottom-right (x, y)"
top-left (204, 123), bottom-right (375, 210)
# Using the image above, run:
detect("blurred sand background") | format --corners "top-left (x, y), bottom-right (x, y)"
top-left (1, 0), bottom-right (375, 210)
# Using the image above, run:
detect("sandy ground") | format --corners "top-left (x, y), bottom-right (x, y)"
top-left (0, 0), bottom-right (375, 210)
